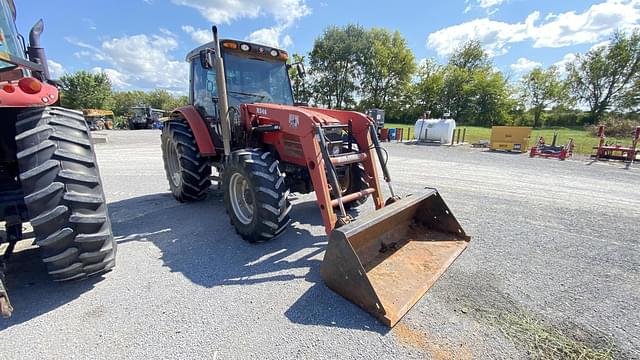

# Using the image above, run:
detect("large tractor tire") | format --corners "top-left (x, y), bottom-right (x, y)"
top-left (222, 149), bottom-right (291, 242)
top-left (14, 107), bottom-right (116, 281)
top-left (161, 120), bottom-right (211, 202)
top-left (338, 164), bottom-right (369, 209)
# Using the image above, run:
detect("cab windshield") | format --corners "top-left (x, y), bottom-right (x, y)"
top-left (222, 52), bottom-right (294, 108)
top-left (0, 0), bottom-right (23, 70)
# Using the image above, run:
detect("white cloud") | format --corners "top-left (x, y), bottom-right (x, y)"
top-left (245, 25), bottom-right (295, 48)
top-left (553, 53), bottom-right (577, 75)
top-left (282, 34), bottom-right (293, 48)
top-left (182, 25), bottom-right (212, 44)
top-left (47, 60), bottom-right (65, 78)
top-left (174, 0), bottom-right (309, 49)
top-left (590, 40), bottom-right (611, 50)
top-left (510, 57), bottom-right (541, 73)
top-left (172, 0), bottom-right (310, 26)
top-left (532, 1), bottom-right (640, 48)
top-left (247, 27), bottom-right (281, 47)
top-left (427, 16), bottom-right (532, 57)
top-left (68, 33), bottom-right (188, 92)
top-left (478, 0), bottom-right (507, 8)
top-left (463, 0), bottom-right (507, 14)
top-left (428, 0), bottom-right (640, 57)
top-left (92, 67), bottom-right (131, 88)
top-left (99, 34), bottom-right (188, 91)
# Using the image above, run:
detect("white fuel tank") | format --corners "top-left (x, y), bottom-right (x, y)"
top-left (414, 118), bottom-right (456, 144)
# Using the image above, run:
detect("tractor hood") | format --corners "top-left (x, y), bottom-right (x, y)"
top-left (244, 103), bottom-right (375, 135)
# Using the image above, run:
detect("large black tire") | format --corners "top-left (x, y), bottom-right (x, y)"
top-left (161, 120), bottom-right (211, 202)
top-left (338, 164), bottom-right (369, 209)
top-left (222, 149), bottom-right (291, 242)
top-left (14, 107), bottom-right (116, 281)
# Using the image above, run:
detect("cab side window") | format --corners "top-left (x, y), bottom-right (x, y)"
top-left (192, 61), bottom-right (217, 119)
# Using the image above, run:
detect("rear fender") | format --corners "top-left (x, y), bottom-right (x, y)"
top-left (171, 105), bottom-right (216, 156)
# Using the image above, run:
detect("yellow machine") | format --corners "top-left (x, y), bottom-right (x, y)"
top-left (490, 126), bottom-right (532, 153)
top-left (83, 109), bottom-right (114, 130)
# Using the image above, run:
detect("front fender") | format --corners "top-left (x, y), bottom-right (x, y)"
top-left (171, 105), bottom-right (216, 156)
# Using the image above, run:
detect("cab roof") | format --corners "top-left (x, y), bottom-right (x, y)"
top-left (185, 39), bottom-right (287, 62)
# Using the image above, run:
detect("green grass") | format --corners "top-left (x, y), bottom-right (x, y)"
top-left (479, 307), bottom-right (615, 360)
top-left (385, 123), bottom-right (636, 155)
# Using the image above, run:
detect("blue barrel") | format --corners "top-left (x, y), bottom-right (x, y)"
top-left (388, 128), bottom-right (397, 140)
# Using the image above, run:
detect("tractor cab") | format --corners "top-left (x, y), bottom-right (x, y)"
top-left (0, 0), bottom-right (22, 68)
top-left (186, 39), bottom-right (298, 123)
top-left (0, 0), bottom-right (56, 106)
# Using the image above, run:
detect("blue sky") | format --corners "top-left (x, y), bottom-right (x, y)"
top-left (14, 0), bottom-right (640, 93)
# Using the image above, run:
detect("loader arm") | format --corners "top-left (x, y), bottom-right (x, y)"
top-left (243, 103), bottom-right (384, 234)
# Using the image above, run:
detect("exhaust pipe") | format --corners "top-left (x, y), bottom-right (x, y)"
top-left (211, 26), bottom-right (232, 158)
top-left (27, 19), bottom-right (51, 80)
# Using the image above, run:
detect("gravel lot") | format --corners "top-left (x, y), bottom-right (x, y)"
top-left (1, 130), bottom-right (638, 359)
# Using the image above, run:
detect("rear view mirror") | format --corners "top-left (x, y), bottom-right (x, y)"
top-left (200, 49), bottom-right (215, 69)
top-left (295, 62), bottom-right (306, 78)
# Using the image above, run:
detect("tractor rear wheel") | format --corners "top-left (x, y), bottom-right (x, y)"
top-left (161, 120), bottom-right (211, 202)
top-left (222, 149), bottom-right (291, 242)
top-left (15, 107), bottom-right (116, 281)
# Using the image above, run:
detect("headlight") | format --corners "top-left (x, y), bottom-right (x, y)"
top-left (331, 145), bottom-right (341, 155)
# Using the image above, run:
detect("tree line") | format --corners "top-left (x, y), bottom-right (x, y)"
top-left (58, 26), bottom-right (640, 129)
top-left (291, 25), bottom-right (640, 127)
top-left (58, 70), bottom-right (188, 119)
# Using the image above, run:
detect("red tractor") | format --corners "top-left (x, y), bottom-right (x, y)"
top-left (0, 1), bottom-right (116, 317)
top-left (161, 27), bottom-right (469, 327)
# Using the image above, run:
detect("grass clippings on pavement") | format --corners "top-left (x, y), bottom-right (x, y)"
top-left (476, 306), bottom-right (614, 360)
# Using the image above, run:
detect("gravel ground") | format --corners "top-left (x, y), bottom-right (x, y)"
top-left (1, 130), bottom-right (638, 359)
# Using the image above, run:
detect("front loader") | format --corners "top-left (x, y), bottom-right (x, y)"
top-left (161, 27), bottom-right (469, 327)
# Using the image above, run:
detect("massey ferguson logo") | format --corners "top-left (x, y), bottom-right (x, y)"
top-left (256, 107), bottom-right (267, 116)
top-left (288, 114), bottom-right (299, 128)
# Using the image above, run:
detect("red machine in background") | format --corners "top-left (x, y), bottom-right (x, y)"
top-left (591, 125), bottom-right (640, 164)
top-left (529, 133), bottom-right (574, 160)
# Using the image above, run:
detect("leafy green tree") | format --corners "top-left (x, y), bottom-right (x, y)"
top-left (145, 89), bottom-right (178, 112)
top-left (519, 66), bottom-right (566, 127)
top-left (288, 53), bottom-right (312, 104)
top-left (309, 25), bottom-right (369, 109)
top-left (359, 29), bottom-right (416, 110)
top-left (112, 90), bottom-right (146, 117)
top-left (59, 71), bottom-right (113, 110)
top-left (441, 65), bottom-right (471, 120)
top-left (566, 30), bottom-right (640, 122)
top-left (438, 41), bottom-right (512, 125)
top-left (470, 69), bottom-right (512, 125)
top-left (413, 59), bottom-right (445, 117)
top-left (448, 40), bottom-right (491, 72)
top-left (617, 78), bottom-right (640, 113)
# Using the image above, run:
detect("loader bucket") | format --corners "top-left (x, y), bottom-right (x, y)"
top-left (320, 189), bottom-right (470, 327)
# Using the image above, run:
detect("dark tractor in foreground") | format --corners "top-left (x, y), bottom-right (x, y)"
top-left (0, 0), bottom-right (116, 317)
top-left (160, 27), bottom-right (470, 327)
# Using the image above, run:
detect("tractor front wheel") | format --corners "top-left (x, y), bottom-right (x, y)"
top-left (222, 149), bottom-right (291, 242)
top-left (337, 164), bottom-right (370, 209)
top-left (161, 120), bottom-right (211, 202)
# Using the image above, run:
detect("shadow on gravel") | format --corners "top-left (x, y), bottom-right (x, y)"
top-left (109, 191), bottom-right (386, 333)
top-left (0, 247), bottom-right (107, 329)
top-left (481, 149), bottom-right (525, 155)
